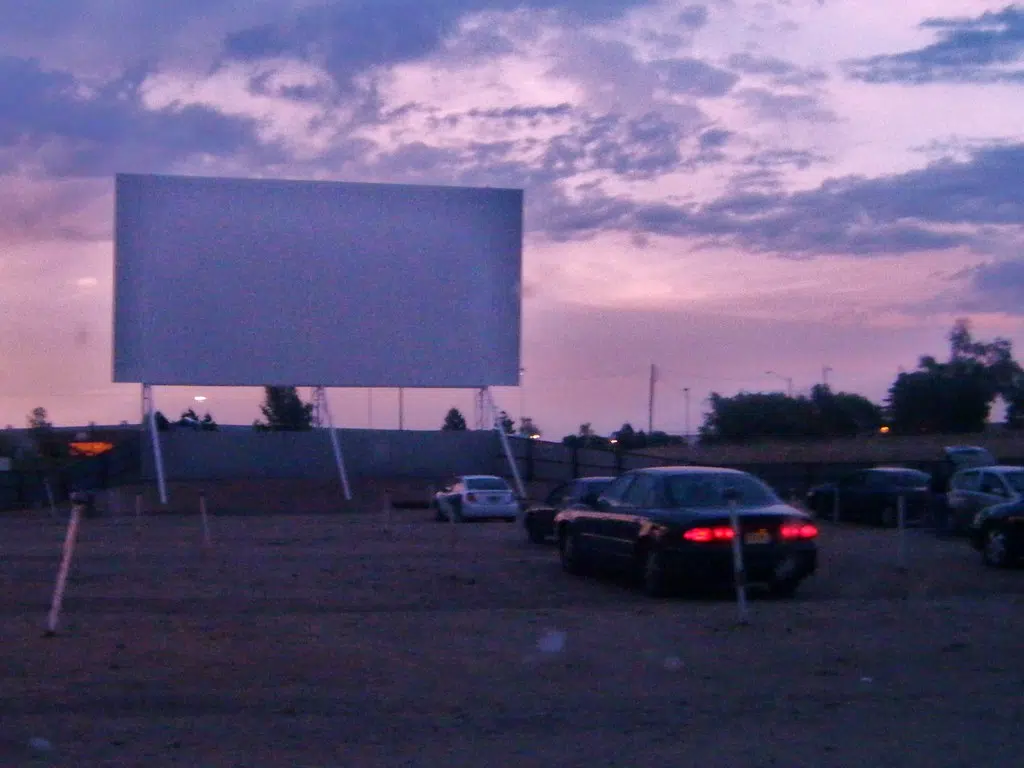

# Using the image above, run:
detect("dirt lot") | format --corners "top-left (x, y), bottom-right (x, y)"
top-left (2, 500), bottom-right (1023, 767)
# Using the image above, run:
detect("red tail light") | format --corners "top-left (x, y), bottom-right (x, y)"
top-left (684, 526), bottom-right (735, 542)
top-left (466, 493), bottom-right (477, 502)
top-left (780, 522), bottom-right (818, 540)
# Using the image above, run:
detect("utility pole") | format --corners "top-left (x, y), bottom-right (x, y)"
top-left (648, 363), bottom-right (657, 433)
top-left (683, 387), bottom-right (691, 441)
top-left (398, 387), bottom-right (404, 430)
top-left (822, 366), bottom-right (833, 389)
top-left (367, 388), bottom-right (373, 428)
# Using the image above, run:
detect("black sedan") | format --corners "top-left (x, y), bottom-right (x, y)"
top-left (520, 476), bottom-right (614, 544)
top-left (805, 467), bottom-right (932, 527)
top-left (553, 466), bottom-right (818, 598)
top-left (968, 498), bottom-right (1024, 568)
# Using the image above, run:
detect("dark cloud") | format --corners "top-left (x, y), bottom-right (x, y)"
top-left (654, 57), bottom-right (739, 97)
top-left (727, 52), bottom-right (828, 86)
top-left (0, 56), bottom-right (269, 179)
top-left (953, 259), bottom-right (1024, 314)
top-left (698, 128), bottom-right (732, 149)
top-left (539, 142), bottom-right (1024, 256)
top-left (362, 108), bottom-right (693, 199)
top-left (846, 5), bottom-right (1024, 84)
top-left (742, 148), bottom-right (827, 170)
top-left (735, 87), bottom-right (837, 122)
top-left (538, 111), bottom-right (690, 180)
top-left (677, 5), bottom-right (710, 28)
top-left (223, 0), bottom-right (652, 87)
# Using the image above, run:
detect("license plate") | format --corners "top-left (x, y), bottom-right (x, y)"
top-left (744, 530), bottom-right (771, 545)
top-left (487, 495), bottom-right (500, 504)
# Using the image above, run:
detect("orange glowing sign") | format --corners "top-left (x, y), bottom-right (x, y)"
top-left (69, 441), bottom-right (115, 456)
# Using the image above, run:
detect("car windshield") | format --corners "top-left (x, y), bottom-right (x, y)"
top-left (664, 473), bottom-right (779, 508)
top-left (583, 480), bottom-right (613, 494)
top-left (465, 477), bottom-right (509, 491)
top-left (1001, 471), bottom-right (1024, 494)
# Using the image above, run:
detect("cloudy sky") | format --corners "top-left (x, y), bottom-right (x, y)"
top-left (2, 0), bottom-right (1023, 438)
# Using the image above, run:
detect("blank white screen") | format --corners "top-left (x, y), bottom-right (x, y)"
top-left (113, 173), bottom-right (522, 387)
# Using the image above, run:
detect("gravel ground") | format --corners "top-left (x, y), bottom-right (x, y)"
top-left (2, 504), bottom-right (1022, 767)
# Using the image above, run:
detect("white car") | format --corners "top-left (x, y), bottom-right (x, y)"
top-left (433, 475), bottom-right (520, 522)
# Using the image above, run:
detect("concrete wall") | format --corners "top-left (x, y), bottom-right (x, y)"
top-left (139, 428), bottom-right (675, 484)
top-left (142, 429), bottom-right (508, 481)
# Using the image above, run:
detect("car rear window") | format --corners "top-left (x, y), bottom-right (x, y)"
top-left (664, 473), bottom-right (778, 508)
top-left (465, 477), bottom-right (510, 491)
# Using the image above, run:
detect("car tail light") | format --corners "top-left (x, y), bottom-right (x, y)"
top-left (779, 522), bottom-right (818, 540)
top-left (684, 526), bottom-right (735, 542)
top-left (466, 493), bottom-right (477, 502)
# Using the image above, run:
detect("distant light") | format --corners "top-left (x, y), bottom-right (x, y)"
top-left (879, 426), bottom-right (890, 434)
top-left (194, 396), bottom-right (207, 403)
top-left (609, 438), bottom-right (618, 444)
top-left (530, 433), bottom-right (541, 440)
top-left (76, 277), bottom-right (98, 288)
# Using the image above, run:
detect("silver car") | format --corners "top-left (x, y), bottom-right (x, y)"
top-left (947, 465), bottom-right (1024, 535)
top-left (433, 475), bottom-right (520, 522)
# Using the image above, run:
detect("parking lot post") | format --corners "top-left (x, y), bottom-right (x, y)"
top-left (199, 491), bottom-right (212, 550)
top-left (897, 493), bottom-right (907, 569)
top-left (44, 491), bottom-right (91, 636)
top-left (725, 489), bottom-right (749, 625)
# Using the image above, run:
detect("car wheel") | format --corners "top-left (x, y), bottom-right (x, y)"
top-left (559, 528), bottom-right (587, 575)
top-left (526, 518), bottom-right (546, 544)
top-left (770, 578), bottom-right (801, 599)
top-left (982, 527), bottom-right (1014, 568)
top-left (640, 547), bottom-right (671, 598)
top-left (450, 497), bottom-right (464, 523)
top-left (430, 499), bottom-right (445, 522)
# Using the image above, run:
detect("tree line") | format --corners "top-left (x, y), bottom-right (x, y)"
top-left (14, 318), bottom-right (1020, 447)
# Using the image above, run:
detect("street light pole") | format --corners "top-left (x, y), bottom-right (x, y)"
top-left (765, 370), bottom-right (793, 398)
top-left (822, 366), bottom-right (833, 389)
top-left (683, 387), bottom-right (691, 441)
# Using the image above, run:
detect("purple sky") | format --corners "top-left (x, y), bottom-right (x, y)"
top-left (2, 0), bottom-right (1024, 439)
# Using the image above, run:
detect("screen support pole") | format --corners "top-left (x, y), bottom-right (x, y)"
top-left (317, 386), bottom-right (352, 501)
top-left (142, 384), bottom-right (168, 505)
top-left (483, 387), bottom-right (526, 500)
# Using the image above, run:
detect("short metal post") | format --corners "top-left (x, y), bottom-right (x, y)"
top-left (897, 493), bottom-right (907, 569)
top-left (45, 494), bottom-right (87, 636)
top-left (726, 492), bottom-right (749, 625)
top-left (199, 492), bottom-right (212, 550)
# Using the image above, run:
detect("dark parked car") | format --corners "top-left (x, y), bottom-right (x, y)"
top-left (520, 476), bottom-right (613, 544)
top-left (805, 467), bottom-right (932, 527)
top-left (968, 498), bottom-right (1024, 568)
top-left (946, 465), bottom-right (1024, 536)
top-left (553, 466), bottom-right (818, 598)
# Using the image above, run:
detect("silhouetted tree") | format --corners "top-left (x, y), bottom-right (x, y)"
top-left (612, 423), bottom-right (648, 450)
top-left (200, 413), bottom-right (218, 431)
top-left (497, 410), bottom-right (515, 434)
top-left (518, 417), bottom-right (541, 439)
top-left (257, 386), bottom-right (314, 431)
top-left (154, 411), bottom-right (171, 431)
top-left (810, 385), bottom-right (883, 437)
top-left (27, 407), bottom-right (51, 431)
top-left (562, 423), bottom-right (613, 448)
top-left (887, 319), bottom-right (1022, 434)
top-left (699, 392), bottom-right (822, 443)
top-left (177, 408), bottom-right (199, 427)
top-left (442, 408), bottom-right (468, 431)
